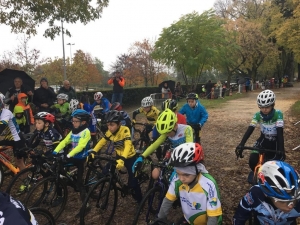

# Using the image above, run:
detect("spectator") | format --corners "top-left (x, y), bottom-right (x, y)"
top-left (204, 80), bottom-right (213, 99)
top-left (245, 79), bottom-right (250, 92)
top-left (13, 93), bottom-right (34, 134)
top-left (174, 82), bottom-right (184, 100)
top-left (161, 82), bottom-right (171, 99)
top-left (4, 77), bottom-right (33, 112)
top-left (33, 77), bottom-right (57, 112)
top-left (57, 80), bottom-right (76, 102)
top-left (107, 71), bottom-right (125, 105)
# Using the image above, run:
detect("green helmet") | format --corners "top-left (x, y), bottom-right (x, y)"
top-left (156, 109), bottom-right (177, 134)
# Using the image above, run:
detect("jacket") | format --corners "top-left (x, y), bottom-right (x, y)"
top-left (33, 86), bottom-right (56, 112)
top-left (108, 77), bottom-right (125, 93)
top-left (51, 102), bottom-right (70, 117)
top-left (179, 100), bottom-right (208, 126)
top-left (58, 86), bottom-right (76, 102)
top-left (14, 93), bottom-right (34, 125)
top-left (13, 106), bottom-right (26, 127)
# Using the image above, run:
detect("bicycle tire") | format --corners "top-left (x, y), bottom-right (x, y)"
top-left (80, 177), bottom-right (118, 225)
top-left (24, 176), bottom-right (68, 220)
top-left (0, 163), bottom-right (4, 189)
top-left (6, 166), bottom-right (44, 202)
top-left (132, 186), bottom-right (166, 225)
top-left (30, 207), bottom-right (56, 225)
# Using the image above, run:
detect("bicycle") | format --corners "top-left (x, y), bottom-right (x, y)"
top-left (132, 122), bottom-right (153, 154)
top-left (236, 146), bottom-right (281, 185)
top-left (30, 207), bottom-right (56, 225)
top-left (132, 159), bottom-right (174, 225)
top-left (6, 148), bottom-right (53, 202)
top-left (0, 146), bottom-right (33, 189)
top-left (80, 153), bottom-right (152, 225)
top-left (22, 150), bottom-right (107, 220)
top-left (187, 123), bottom-right (201, 144)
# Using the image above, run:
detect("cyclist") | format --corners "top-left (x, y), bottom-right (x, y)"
top-left (233, 160), bottom-right (300, 224)
top-left (89, 110), bottom-right (142, 203)
top-left (132, 96), bottom-right (160, 143)
top-left (235, 90), bottom-right (285, 172)
top-left (132, 109), bottom-right (193, 172)
top-left (0, 191), bottom-right (38, 224)
top-left (161, 99), bottom-right (186, 124)
top-left (150, 142), bottom-right (222, 225)
top-left (179, 93), bottom-right (208, 144)
top-left (110, 102), bottom-right (132, 130)
top-left (52, 109), bottom-right (91, 208)
top-left (30, 112), bottom-right (62, 155)
top-left (0, 93), bottom-right (27, 171)
top-left (50, 93), bottom-right (70, 118)
top-left (92, 91), bottom-right (111, 118)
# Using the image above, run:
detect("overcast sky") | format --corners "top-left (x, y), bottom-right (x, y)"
top-left (1, 0), bottom-right (215, 71)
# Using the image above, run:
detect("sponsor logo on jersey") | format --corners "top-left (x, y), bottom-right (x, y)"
top-left (193, 202), bottom-right (201, 210)
top-left (207, 182), bottom-right (214, 198)
top-left (209, 197), bottom-right (218, 207)
top-left (244, 193), bottom-right (254, 205)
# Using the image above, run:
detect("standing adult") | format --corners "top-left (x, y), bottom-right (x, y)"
top-left (33, 78), bottom-right (57, 112)
top-left (4, 77), bottom-right (33, 112)
top-left (204, 80), bottom-right (213, 99)
top-left (58, 80), bottom-right (76, 102)
top-left (107, 71), bottom-right (125, 105)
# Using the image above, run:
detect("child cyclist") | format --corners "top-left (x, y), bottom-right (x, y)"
top-left (110, 102), bottom-right (132, 130)
top-left (132, 96), bottom-right (160, 143)
top-left (233, 160), bottom-right (300, 224)
top-left (150, 142), bottom-right (222, 225)
top-left (132, 109), bottom-right (193, 173)
top-left (161, 99), bottom-right (186, 125)
top-left (0, 93), bottom-right (27, 171)
top-left (179, 93), bottom-right (208, 144)
top-left (88, 110), bottom-right (142, 203)
top-left (52, 109), bottom-right (91, 207)
top-left (50, 93), bottom-right (70, 118)
top-left (14, 93), bottom-right (34, 134)
top-left (30, 112), bottom-right (62, 155)
top-left (235, 90), bottom-right (285, 172)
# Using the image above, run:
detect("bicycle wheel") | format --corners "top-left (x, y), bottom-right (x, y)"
top-left (80, 177), bottom-right (118, 225)
top-left (24, 176), bottom-right (68, 220)
top-left (6, 166), bottom-right (44, 202)
top-left (30, 207), bottom-right (55, 225)
top-left (137, 157), bottom-right (154, 193)
top-left (132, 186), bottom-right (166, 225)
top-left (0, 163), bottom-right (4, 189)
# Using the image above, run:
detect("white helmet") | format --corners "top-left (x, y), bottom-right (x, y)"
top-left (0, 93), bottom-right (4, 109)
top-left (257, 90), bottom-right (275, 107)
top-left (57, 93), bottom-right (68, 101)
top-left (141, 96), bottom-right (153, 107)
top-left (69, 99), bottom-right (80, 113)
top-left (94, 92), bottom-right (103, 101)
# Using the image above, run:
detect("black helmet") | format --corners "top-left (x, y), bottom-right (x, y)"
top-left (161, 99), bottom-right (178, 112)
top-left (110, 102), bottom-right (122, 111)
top-left (186, 93), bottom-right (198, 100)
top-left (105, 110), bottom-right (123, 123)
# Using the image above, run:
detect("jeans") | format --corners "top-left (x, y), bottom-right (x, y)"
top-left (111, 93), bottom-right (123, 105)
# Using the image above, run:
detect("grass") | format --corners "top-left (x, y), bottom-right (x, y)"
top-left (290, 100), bottom-right (300, 118)
top-left (177, 93), bottom-right (247, 109)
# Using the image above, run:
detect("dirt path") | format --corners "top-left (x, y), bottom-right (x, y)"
top-left (201, 84), bottom-right (300, 224)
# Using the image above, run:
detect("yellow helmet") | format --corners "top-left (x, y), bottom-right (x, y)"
top-left (156, 109), bottom-right (177, 134)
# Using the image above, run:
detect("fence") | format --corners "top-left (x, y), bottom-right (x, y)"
top-left (150, 92), bottom-right (172, 108)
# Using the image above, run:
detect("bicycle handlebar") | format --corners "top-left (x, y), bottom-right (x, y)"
top-left (242, 146), bottom-right (281, 153)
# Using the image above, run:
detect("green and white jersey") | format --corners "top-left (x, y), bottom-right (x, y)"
top-left (250, 109), bottom-right (284, 141)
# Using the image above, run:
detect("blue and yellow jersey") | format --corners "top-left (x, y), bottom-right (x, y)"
top-left (132, 106), bottom-right (160, 125)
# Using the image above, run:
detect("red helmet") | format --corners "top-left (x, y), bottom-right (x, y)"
top-left (34, 112), bottom-right (55, 123)
top-left (170, 143), bottom-right (204, 167)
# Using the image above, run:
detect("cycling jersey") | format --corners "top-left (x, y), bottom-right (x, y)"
top-left (132, 106), bottom-right (160, 125)
top-left (0, 192), bottom-right (37, 225)
top-left (166, 173), bottom-right (222, 225)
top-left (250, 109), bottom-right (283, 142)
top-left (50, 102), bottom-right (70, 117)
top-left (31, 127), bottom-right (62, 152)
top-left (91, 98), bottom-right (111, 113)
top-left (94, 125), bottom-right (136, 159)
top-left (54, 128), bottom-right (91, 159)
top-left (0, 109), bottom-right (21, 141)
top-left (176, 112), bottom-right (186, 124)
top-left (142, 124), bottom-right (193, 158)
top-left (179, 100), bottom-right (208, 127)
top-left (233, 185), bottom-right (300, 225)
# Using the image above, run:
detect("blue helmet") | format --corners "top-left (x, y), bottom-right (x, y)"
top-left (258, 161), bottom-right (300, 200)
top-left (71, 109), bottom-right (90, 122)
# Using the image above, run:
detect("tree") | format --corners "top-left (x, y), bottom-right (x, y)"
top-left (152, 10), bottom-right (226, 89)
top-left (1, 0), bottom-right (109, 39)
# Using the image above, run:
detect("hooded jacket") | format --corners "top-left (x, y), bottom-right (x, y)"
top-left (13, 106), bottom-right (26, 126)
top-left (33, 78), bottom-right (56, 112)
top-left (58, 86), bottom-right (76, 102)
top-left (14, 93), bottom-right (34, 125)
top-left (4, 84), bottom-right (32, 112)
